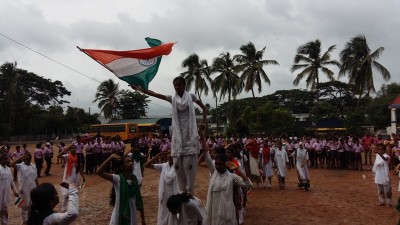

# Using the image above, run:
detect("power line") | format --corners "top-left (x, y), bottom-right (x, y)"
top-left (0, 32), bottom-right (101, 83)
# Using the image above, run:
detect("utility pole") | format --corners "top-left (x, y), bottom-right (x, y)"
top-left (89, 107), bottom-right (91, 115)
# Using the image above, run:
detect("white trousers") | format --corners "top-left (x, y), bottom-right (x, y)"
top-left (20, 206), bottom-right (29, 224)
top-left (173, 154), bottom-right (198, 194)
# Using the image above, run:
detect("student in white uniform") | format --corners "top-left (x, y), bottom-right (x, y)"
top-left (28, 182), bottom-right (78, 225)
top-left (372, 144), bottom-right (392, 207)
top-left (127, 145), bottom-right (145, 187)
top-left (273, 141), bottom-right (289, 189)
top-left (200, 129), bottom-right (252, 225)
top-left (291, 142), bottom-right (310, 191)
top-left (97, 153), bottom-right (146, 225)
top-left (10, 153), bottom-right (38, 225)
top-left (166, 194), bottom-right (205, 225)
top-left (145, 152), bottom-right (178, 225)
top-left (132, 76), bottom-right (207, 195)
top-left (0, 152), bottom-right (19, 225)
top-left (57, 147), bottom-right (85, 212)
top-left (260, 142), bottom-right (274, 189)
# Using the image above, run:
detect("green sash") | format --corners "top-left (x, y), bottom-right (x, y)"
top-left (118, 174), bottom-right (144, 225)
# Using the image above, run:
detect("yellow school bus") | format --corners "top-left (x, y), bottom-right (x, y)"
top-left (89, 123), bottom-right (161, 141)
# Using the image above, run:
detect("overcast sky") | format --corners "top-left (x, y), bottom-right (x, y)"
top-left (1, 0), bottom-right (399, 118)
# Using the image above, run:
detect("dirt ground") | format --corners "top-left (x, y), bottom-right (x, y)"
top-left (6, 143), bottom-right (400, 225)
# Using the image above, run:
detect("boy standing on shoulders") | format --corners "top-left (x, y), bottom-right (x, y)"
top-left (132, 76), bottom-right (207, 195)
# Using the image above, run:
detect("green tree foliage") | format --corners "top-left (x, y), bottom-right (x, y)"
top-left (241, 103), bottom-right (295, 135)
top-left (235, 42), bottom-right (279, 98)
top-left (310, 102), bottom-right (340, 120)
top-left (345, 111), bottom-right (366, 136)
top-left (366, 82), bottom-right (400, 129)
top-left (118, 90), bottom-right (149, 119)
top-left (318, 81), bottom-right (357, 118)
top-left (264, 89), bottom-right (315, 114)
top-left (0, 62), bottom-right (71, 136)
top-left (64, 106), bottom-right (100, 133)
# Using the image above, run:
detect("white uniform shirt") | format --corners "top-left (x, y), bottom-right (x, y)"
top-left (43, 187), bottom-right (79, 225)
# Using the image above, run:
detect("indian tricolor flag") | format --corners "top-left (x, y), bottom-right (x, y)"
top-left (14, 197), bottom-right (24, 208)
top-left (78, 38), bottom-right (175, 89)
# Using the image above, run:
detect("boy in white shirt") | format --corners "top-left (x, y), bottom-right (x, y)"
top-left (372, 144), bottom-right (392, 207)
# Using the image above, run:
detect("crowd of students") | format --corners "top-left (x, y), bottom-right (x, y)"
top-left (0, 75), bottom-right (399, 224)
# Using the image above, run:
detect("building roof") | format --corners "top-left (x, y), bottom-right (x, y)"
top-left (389, 95), bottom-right (400, 109)
top-left (108, 118), bottom-right (172, 133)
top-left (108, 118), bottom-right (166, 124)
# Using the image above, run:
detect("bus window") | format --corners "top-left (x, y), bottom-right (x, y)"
top-left (129, 125), bottom-right (137, 133)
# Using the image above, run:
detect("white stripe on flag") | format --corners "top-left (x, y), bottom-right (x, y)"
top-left (106, 57), bottom-right (157, 77)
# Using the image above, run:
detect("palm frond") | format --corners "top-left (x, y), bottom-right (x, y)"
top-left (372, 61), bottom-right (391, 81)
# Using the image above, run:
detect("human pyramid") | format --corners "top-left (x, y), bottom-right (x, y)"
top-left (0, 76), bottom-right (399, 224)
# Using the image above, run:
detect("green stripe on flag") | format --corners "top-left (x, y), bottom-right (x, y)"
top-left (145, 37), bottom-right (162, 48)
top-left (14, 197), bottom-right (21, 205)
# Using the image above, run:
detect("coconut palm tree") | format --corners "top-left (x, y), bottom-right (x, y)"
top-left (292, 39), bottom-right (341, 101)
top-left (235, 42), bottom-right (279, 98)
top-left (181, 53), bottom-right (212, 100)
top-left (212, 52), bottom-right (243, 103)
top-left (93, 79), bottom-right (121, 121)
top-left (339, 35), bottom-right (390, 105)
top-left (211, 52), bottom-right (243, 124)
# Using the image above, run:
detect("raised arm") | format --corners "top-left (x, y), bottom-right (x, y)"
top-left (10, 155), bottom-right (23, 170)
top-left (131, 85), bottom-right (167, 101)
top-left (199, 128), bottom-right (215, 174)
top-left (96, 153), bottom-right (119, 182)
top-left (57, 148), bottom-right (69, 158)
top-left (43, 184), bottom-right (79, 224)
top-left (144, 151), bottom-right (169, 169)
top-left (195, 99), bottom-right (208, 126)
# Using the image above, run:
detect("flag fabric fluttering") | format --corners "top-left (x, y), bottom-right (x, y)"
top-left (14, 197), bottom-right (24, 208)
top-left (78, 38), bottom-right (175, 89)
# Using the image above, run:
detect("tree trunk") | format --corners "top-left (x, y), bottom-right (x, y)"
top-left (315, 77), bottom-right (319, 137)
top-left (215, 97), bottom-right (219, 135)
top-left (251, 88), bottom-right (255, 98)
top-left (228, 94), bottom-right (232, 125)
top-left (356, 93), bottom-right (362, 112)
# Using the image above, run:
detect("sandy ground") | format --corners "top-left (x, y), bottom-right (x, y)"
top-left (6, 143), bottom-right (400, 225)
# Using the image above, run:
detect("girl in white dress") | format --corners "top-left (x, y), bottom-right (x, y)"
top-left (0, 152), bottom-right (19, 225)
top-left (97, 154), bottom-right (146, 225)
top-left (273, 141), bottom-right (289, 189)
top-left (200, 130), bottom-right (252, 225)
top-left (291, 142), bottom-right (310, 191)
top-left (144, 152), bottom-right (178, 225)
top-left (10, 153), bottom-right (38, 225)
top-left (57, 147), bottom-right (85, 212)
top-left (166, 194), bottom-right (205, 225)
top-left (28, 182), bottom-right (79, 225)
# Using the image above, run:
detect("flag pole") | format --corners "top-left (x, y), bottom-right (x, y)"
top-left (76, 46), bottom-right (114, 74)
